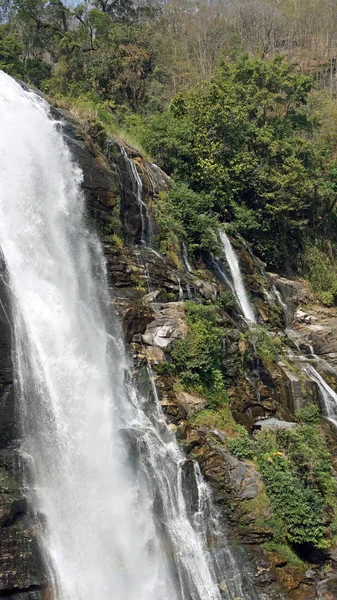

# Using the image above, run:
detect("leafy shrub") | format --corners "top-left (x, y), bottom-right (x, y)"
top-left (319, 291), bottom-right (334, 307)
top-left (217, 291), bottom-right (238, 314)
top-left (153, 183), bottom-right (220, 258)
top-left (254, 425), bottom-right (337, 549)
top-left (141, 55), bottom-right (328, 269)
top-left (295, 403), bottom-right (321, 424)
top-left (258, 453), bottom-right (327, 547)
top-left (304, 245), bottom-right (337, 306)
top-left (247, 326), bottom-right (277, 362)
top-left (276, 425), bottom-right (337, 499)
top-left (170, 302), bottom-right (226, 405)
top-left (227, 434), bottom-right (255, 460)
top-left (192, 407), bottom-right (242, 437)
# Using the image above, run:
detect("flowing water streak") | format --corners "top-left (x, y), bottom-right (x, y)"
top-left (272, 285), bottom-right (289, 322)
top-left (118, 144), bottom-right (152, 246)
top-left (182, 241), bottom-right (193, 274)
top-left (220, 232), bottom-right (256, 324)
top-left (0, 72), bottom-right (226, 600)
top-left (304, 364), bottom-right (337, 428)
top-left (145, 366), bottom-right (258, 600)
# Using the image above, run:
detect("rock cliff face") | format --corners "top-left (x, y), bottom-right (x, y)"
top-left (2, 101), bottom-right (337, 599)
top-left (0, 267), bottom-right (47, 598)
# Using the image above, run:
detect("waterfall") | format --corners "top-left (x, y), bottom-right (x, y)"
top-left (0, 72), bottom-right (256, 600)
top-left (182, 241), bottom-right (193, 274)
top-left (117, 144), bottom-right (152, 246)
top-left (304, 364), bottom-right (337, 428)
top-left (272, 285), bottom-right (289, 323)
top-left (220, 232), bottom-right (256, 324)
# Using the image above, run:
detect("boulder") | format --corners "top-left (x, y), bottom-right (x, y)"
top-left (295, 309), bottom-right (312, 325)
top-left (253, 418), bottom-right (297, 431)
top-left (176, 391), bottom-right (207, 417)
top-left (141, 303), bottom-right (187, 352)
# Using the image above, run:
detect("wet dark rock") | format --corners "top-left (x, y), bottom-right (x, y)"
top-left (180, 459), bottom-right (200, 514)
top-left (317, 576), bottom-right (337, 599)
top-left (0, 450), bottom-right (46, 595)
top-left (51, 109), bottom-right (119, 224)
top-left (120, 302), bottom-right (154, 344)
top-left (0, 267), bottom-right (46, 596)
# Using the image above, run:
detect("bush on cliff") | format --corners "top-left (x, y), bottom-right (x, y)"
top-left (303, 245), bottom-right (337, 306)
top-left (255, 425), bottom-right (337, 550)
top-left (295, 403), bottom-right (321, 425)
top-left (164, 301), bottom-right (227, 407)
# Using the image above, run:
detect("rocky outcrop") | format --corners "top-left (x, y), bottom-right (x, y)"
top-left (51, 108), bottom-right (120, 224)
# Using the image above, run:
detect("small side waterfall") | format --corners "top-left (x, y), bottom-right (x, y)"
top-left (286, 341), bottom-right (337, 429)
top-left (118, 144), bottom-right (152, 246)
top-left (182, 241), bottom-right (193, 274)
top-left (220, 232), bottom-right (256, 324)
top-left (272, 284), bottom-right (289, 323)
top-left (0, 72), bottom-right (258, 600)
top-left (305, 364), bottom-right (337, 428)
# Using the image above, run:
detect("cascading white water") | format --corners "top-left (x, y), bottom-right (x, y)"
top-left (0, 72), bottom-right (258, 600)
top-left (182, 241), bottom-right (193, 274)
top-left (220, 232), bottom-right (256, 324)
top-left (304, 364), bottom-right (337, 428)
top-left (118, 144), bottom-right (152, 246)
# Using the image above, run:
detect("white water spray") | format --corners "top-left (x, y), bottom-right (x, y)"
top-left (0, 72), bottom-right (257, 600)
top-left (305, 364), bottom-right (337, 428)
top-left (220, 232), bottom-right (256, 323)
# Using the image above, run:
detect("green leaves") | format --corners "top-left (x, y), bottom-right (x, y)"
top-left (0, 25), bottom-right (23, 77)
top-left (259, 454), bottom-right (327, 546)
top-left (303, 244), bottom-right (337, 306)
top-left (142, 54), bottom-right (329, 268)
top-left (256, 424), bottom-right (337, 549)
top-left (169, 301), bottom-right (226, 405)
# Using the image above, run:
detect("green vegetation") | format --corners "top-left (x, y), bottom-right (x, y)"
top-left (152, 183), bottom-right (220, 258)
top-left (141, 55), bottom-right (337, 269)
top-left (191, 407), bottom-right (243, 439)
top-left (167, 301), bottom-right (227, 407)
top-left (303, 245), bottom-right (337, 306)
top-left (246, 326), bottom-right (278, 363)
top-left (227, 431), bottom-right (255, 461)
top-left (259, 453), bottom-right (327, 547)
top-left (295, 403), bottom-right (321, 425)
top-left (3, 0), bottom-right (337, 277)
top-left (253, 426), bottom-right (337, 550)
top-left (217, 291), bottom-right (238, 315)
top-left (263, 542), bottom-right (304, 568)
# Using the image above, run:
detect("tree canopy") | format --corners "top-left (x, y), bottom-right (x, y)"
top-left (141, 55), bottom-right (337, 267)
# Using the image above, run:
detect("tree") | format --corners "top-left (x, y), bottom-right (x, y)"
top-left (142, 55), bottom-right (333, 268)
top-left (91, 0), bottom-right (136, 21)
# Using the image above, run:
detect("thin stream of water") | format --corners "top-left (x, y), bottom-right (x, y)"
top-left (220, 232), bottom-right (256, 324)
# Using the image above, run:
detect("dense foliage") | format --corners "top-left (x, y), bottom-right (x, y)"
top-left (163, 301), bottom-right (227, 406)
top-left (232, 423), bottom-right (337, 550)
top-left (141, 56), bottom-right (337, 268)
